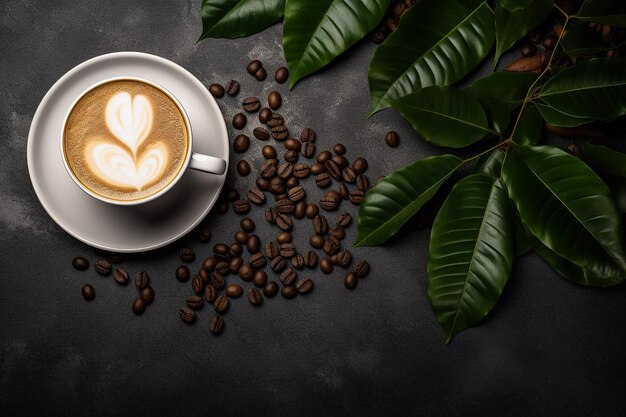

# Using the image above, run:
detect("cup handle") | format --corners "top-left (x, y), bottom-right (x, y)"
top-left (188, 152), bottom-right (227, 175)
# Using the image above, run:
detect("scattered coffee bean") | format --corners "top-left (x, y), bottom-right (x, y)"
top-left (235, 230), bottom-right (249, 244)
top-left (186, 295), bottom-right (204, 310)
top-left (209, 315), bottom-right (224, 335)
top-left (306, 203), bottom-right (319, 219)
top-left (213, 243), bottom-right (230, 261)
top-left (296, 277), bottom-right (314, 294)
top-left (269, 177), bottom-right (286, 194)
top-left (315, 173), bottom-right (332, 188)
top-left (204, 285), bottom-right (218, 302)
top-left (317, 150), bottom-right (332, 164)
top-left (310, 234), bottom-right (325, 249)
top-left (275, 193), bottom-right (289, 201)
top-left (260, 160), bottom-right (277, 178)
top-left (271, 255), bottom-right (287, 272)
top-left (267, 112), bottom-right (284, 127)
top-left (209, 83), bottom-right (225, 98)
top-left (342, 167), bottom-right (356, 183)
top-left (310, 163), bottom-right (325, 175)
top-left (232, 113), bottom-right (247, 129)
top-left (233, 199), bottom-right (250, 214)
top-left (132, 298), bottom-right (146, 315)
top-left (253, 270), bottom-right (268, 288)
top-left (94, 259), bottom-right (112, 276)
top-left (239, 264), bottom-right (254, 281)
top-left (349, 190), bottom-right (365, 204)
top-left (354, 260), bottom-right (370, 277)
top-left (329, 226), bottom-right (345, 240)
top-left (293, 163), bottom-right (309, 178)
top-left (197, 224), bottom-right (211, 242)
top-left (352, 157), bottom-right (368, 174)
top-left (320, 191), bottom-right (341, 211)
top-left (284, 149), bottom-right (299, 162)
top-left (82, 284), bottom-right (95, 301)
top-left (268, 91), bottom-right (282, 110)
top-left (213, 294), bottom-right (229, 313)
top-left (247, 187), bottom-right (265, 204)
top-left (254, 67), bottom-right (267, 81)
top-left (286, 176), bottom-right (299, 189)
top-left (333, 143), bottom-right (346, 155)
top-left (265, 207), bottom-right (279, 223)
top-left (134, 271), bottom-right (149, 289)
top-left (284, 138), bottom-right (301, 151)
top-left (264, 281), bottom-right (279, 297)
top-left (272, 125), bottom-right (289, 140)
top-left (247, 60), bottom-right (263, 75)
top-left (113, 268), bottom-right (129, 285)
top-left (294, 201), bottom-right (306, 219)
top-left (330, 254), bottom-right (339, 265)
top-left (305, 251), bottom-right (318, 268)
top-left (280, 243), bottom-right (296, 258)
top-left (242, 96), bottom-right (261, 112)
top-left (179, 307), bottom-right (196, 323)
top-left (276, 214), bottom-right (292, 231)
top-left (140, 287), bottom-right (155, 305)
top-left (301, 142), bottom-right (315, 157)
top-left (314, 214), bottom-right (329, 235)
top-left (325, 160), bottom-right (341, 180)
top-left (233, 134), bottom-right (250, 152)
top-left (259, 107), bottom-right (272, 123)
top-left (245, 287), bottom-right (262, 306)
top-left (179, 247), bottom-right (195, 262)
top-left (344, 272), bottom-right (358, 289)
top-left (247, 235), bottom-right (261, 253)
top-left (226, 283), bottom-right (244, 298)
top-left (240, 217), bottom-right (255, 232)
top-left (226, 80), bottom-right (240, 96)
top-left (275, 67), bottom-right (289, 83)
top-left (229, 243), bottom-right (243, 258)
top-left (356, 174), bottom-right (370, 192)
top-left (385, 131), bottom-right (399, 147)
top-left (292, 254), bottom-right (305, 269)
top-left (300, 128), bottom-right (316, 143)
top-left (217, 201), bottom-right (229, 214)
top-left (253, 127), bottom-right (270, 141)
top-left (229, 257), bottom-right (243, 274)
top-left (210, 272), bottom-right (226, 289)
top-left (249, 253), bottom-right (267, 269)
top-left (176, 265), bottom-right (190, 282)
top-left (339, 183), bottom-right (349, 200)
top-left (192, 275), bottom-right (204, 294)
top-left (266, 242), bottom-right (280, 259)
top-left (277, 162), bottom-right (294, 178)
top-left (337, 250), bottom-right (353, 267)
top-left (288, 186), bottom-right (305, 202)
top-left (281, 285), bottom-right (297, 299)
top-left (72, 257), bottom-right (89, 271)
top-left (333, 155), bottom-right (349, 170)
top-left (226, 188), bottom-right (240, 202)
top-left (276, 199), bottom-right (295, 214)
top-left (276, 231), bottom-right (292, 244)
top-left (320, 258), bottom-right (333, 274)
top-left (237, 160), bottom-right (251, 177)
top-left (262, 145), bottom-right (277, 159)
top-left (323, 236), bottom-right (341, 256)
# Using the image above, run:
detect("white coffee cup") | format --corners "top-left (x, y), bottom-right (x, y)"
top-left (60, 76), bottom-right (227, 206)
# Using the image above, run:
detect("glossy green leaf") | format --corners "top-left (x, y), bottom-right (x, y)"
top-left (283, 0), bottom-right (390, 87)
top-left (496, 0), bottom-right (534, 12)
top-left (494, 0), bottom-right (554, 67)
top-left (475, 148), bottom-right (506, 177)
top-left (512, 105), bottom-right (543, 145)
top-left (582, 144), bottom-right (626, 213)
top-left (355, 155), bottom-right (463, 247)
top-left (534, 239), bottom-right (625, 286)
top-left (514, 213), bottom-right (533, 256)
top-left (535, 102), bottom-right (593, 127)
top-left (198, 0), bottom-right (284, 40)
top-left (428, 174), bottom-right (514, 343)
top-left (468, 72), bottom-right (536, 132)
top-left (391, 86), bottom-right (492, 148)
top-left (539, 58), bottom-right (626, 120)
top-left (368, 0), bottom-right (494, 115)
top-left (562, 21), bottom-right (625, 57)
top-left (501, 144), bottom-right (626, 281)
top-left (575, 0), bottom-right (626, 27)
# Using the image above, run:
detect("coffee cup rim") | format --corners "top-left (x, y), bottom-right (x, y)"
top-left (59, 76), bottom-right (193, 206)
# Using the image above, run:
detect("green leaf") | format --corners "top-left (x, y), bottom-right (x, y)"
top-left (562, 21), bottom-right (625, 57)
top-left (512, 104), bottom-right (543, 145)
top-left (539, 58), bottom-right (626, 120)
top-left (501, 144), bottom-right (626, 280)
top-left (368, 0), bottom-right (495, 115)
top-left (283, 0), bottom-right (390, 87)
top-left (582, 144), bottom-right (626, 213)
top-left (198, 0), bottom-right (284, 40)
top-left (428, 174), bottom-right (514, 343)
top-left (496, 0), bottom-right (534, 12)
top-left (534, 239), bottom-right (625, 286)
top-left (391, 86), bottom-right (492, 148)
top-left (575, 0), bottom-right (626, 27)
top-left (475, 148), bottom-right (506, 177)
top-left (468, 72), bottom-right (536, 132)
top-left (355, 155), bottom-right (463, 247)
top-left (535, 102), bottom-right (593, 127)
top-left (514, 213), bottom-right (533, 256)
top-left (494, 0), bottom-right (554, 67)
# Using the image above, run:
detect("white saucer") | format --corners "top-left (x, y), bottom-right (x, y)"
top-left (27, 52), bottom-right (229, 253)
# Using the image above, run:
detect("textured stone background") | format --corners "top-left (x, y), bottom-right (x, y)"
top-left (2, 1), bottom-right (626, 416)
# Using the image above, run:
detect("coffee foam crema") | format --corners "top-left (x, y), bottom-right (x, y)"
top-left (63, 80), bottom-right (189, 202)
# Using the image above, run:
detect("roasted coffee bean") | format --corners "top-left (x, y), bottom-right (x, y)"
top-left (72, 257), bottom-right (89, 271)
top-left (95, 259), bottom-right (112, 275)
top-left (354, 260), bottom-right (370, 277)
top-left (281, 285), bottom-right (297, 299)
top-left (239, 264), bottom-right (254, 281)
top-left (333, 143), bottom-right (346, 155)
top-left (259, 107), bottom-right (273, 123)
top-left (320, 191), bottom-right (341, 211)
top-left (276, 214), bottom-right (292, 231)
top-left (324, 160), bottom-right (341, 180)
top-left (240, 217), bottom-right (255, 232)
top-left (320, 258), bottom-right (333, 274)
top-left (268, 177), bottom-right (285, 195)
top-left (276, 231), bottom-right (292, 244)
top-left (283, 138), bottom-right (300, 151)
top-left (338, 183), bottom-right (349, 200)
top-left (199, 268), bottom-right (210, 285)
top-left (350, 190), bottom-right (365, 204)
top-left (356, 174), bottom-right (370, 192)
top-left (259, 160), bottom-right (277, 178)
top-left (253, 270), bottom-right (268, 288)
top-left (521, 42), bottom-right (536, 57)
top-left (306, 203), bottom-right (319, 219)
top-left (179, 248), bottom-right (195, 262)
top-left (254, 67), bottom-right (267, 81)
top-left (140, 287), bottom-right (155, 305)
top-left (310, 163), bottom-right (325, 175)
top-left (213, 294), bottom-right (229, 313)
top-left (186, 295), bottom-right (204, 310)
top-left (337, 250), bottom-right (353, 267)
top-left (227, 188), bottom-right (240, 201)
top-left (294, 201), bottom-right (306, 219)
top-left (385, 131), bottom-right (399, 147)
top-left (226, 283), bottom-right (243, 298)
top-left (242, 96), bottom-right (260, 112)
top-left (217, 201), bottom-right (229, 214)
top-left (262, 144), bottom-right (277, 159)
top-left (329, 226), bottom-right (345, 240)
top-left (265, 207), bottom-right (279, 224)
top-left (264, 281), bottom-right (279, 297)
top-left (344, 272), bottom-right (358, 289)
top-left (247, 288), bottom-right (263, 306)
top-left (315, 173), bottom-right (332, 188)
top-left (247, 60), bottom-right (263, 75)
top-left (179, 307), bottom-right (196, 323)
top-left (317, 150), bottom-right (332, 164)
top-left (288, 186), bottom-right (305, 202)
top-left (132, 298), bottom-right (146, 315)
top-left (300, 142), bottom-right (315, 157)
top-left (210, 272), bottom-right (226, 289)
top-left (192, 275), bottom-right (204, 294)
top-left (254, 127), bottom-right (270, 141)
top-left (342, 167), bottom-right (356, 183)
top-left (209, 315), bottom-right (224, 335)
top-left (352, 157), bottom-right (368, 174)
top-left (314, 214), bottom-right (329, 235)
top-left (235, 230), bottom-right (249, 244)
top-left (233, 134), bottom-right (250, 153)
top-left (275, 200), bottom-right (294, 215)
top-left (247, 235), bottom-right (261, 253)
top-left (332, 155), bottom-right (349, 170)
top-left (256, 177), bottom-right (269, 191)
top-left (232, 113), bottom-right (247, 129)
top-left (204, 285), bottom-right (218, 302)
top-left (280, 268), bottom-right (297, 286)
top-left (330, 254), bottom-right (339, 265)
top-left (176, 265), bottom-right (190, 282)
top-left (229, 243), bottom-right (243, 258)
top-left (270, 255), bottom-right (287, 272)
top-left (268, 91), bottom-right (282, 110)
top-left (280, 243), bottom-right (296, 258)
top-left (134, 271), bottom-right (149, 289)
top-left (226, 80), bottom-right (240, 96)
top-left (336, 213), bottom-right (352, 228)
top-left (272, 125), bottom-right (289, 140)
top-left (292, 254), bottom-right (305, 269)
top-left (209, 83), bottom-right (225, 98)
top-left (213, 244), bottom-right (230, 262)
top-left (277, 162), bottom-right (294, 179)
top-left (275, 67), bottom-right (289, 83)
top-left (247, 188), bottom-right (265, 205)
top-left (284, 150), bottom-right (299, 163)
top-left (305, 251), bottom-right (318, 268)
top-left (292, 163), bottom-right (309, 178)
top-left (286, 177), bottom-right (299, 189)
top-left (82, 284), bottom-right (95, 301)
top-left (197, 224), bottom-right (211, 242)
top-left (310, 234), bottom-right (325, 249)
top-left (249, 253), bottom-right (266, 269)
top-left (266, 242), bottom-right (280, 259)
top-left (229, 257), bottom-right (243, 274)
top-left (113, 268), bottom-right (129, 285)
top-left (202, 256), bottom-right (217, 271)
top-left (267, 112), bottom-right (284, 127)
top-left (323, 236), bottom-right (341, 256)
top-left (233, 199), bottom-right (250, 214)
top-left (300, 127), bottom-right (316, 143)
top-left (296, 277), bottom-right (313, 294)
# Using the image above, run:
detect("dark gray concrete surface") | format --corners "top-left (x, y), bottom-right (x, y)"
top-left (2, 1), bottom-right (626, 416)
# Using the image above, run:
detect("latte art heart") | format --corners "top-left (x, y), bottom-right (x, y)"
top-left (106, 92), bottom-right (153, 154)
